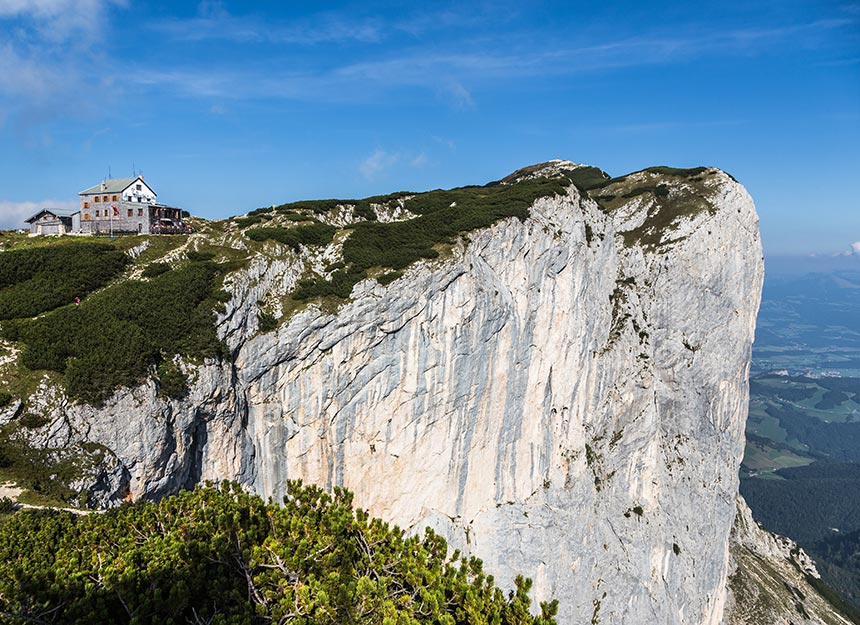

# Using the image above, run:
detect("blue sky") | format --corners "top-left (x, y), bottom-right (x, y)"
top-left (0, 0), bottom-right (858, 256)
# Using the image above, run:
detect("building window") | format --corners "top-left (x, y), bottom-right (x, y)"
top-left (127, 209), bottom-right (133, 217)
top-left (83, 201), bottom-right (90, 209)
top-left (112, 195), bottom-right (118, 201)
top-left (95, 210), bottom-right (100, 217)
top-left (136, 184), bottom-right (142, 191)
top-left (83, 213), bottom-right (90, 220)
top-left (137, 208), bottom-right (143, 217)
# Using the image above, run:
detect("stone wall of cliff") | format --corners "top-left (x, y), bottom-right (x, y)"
top-left (11, 162), bottom-right (773, 624)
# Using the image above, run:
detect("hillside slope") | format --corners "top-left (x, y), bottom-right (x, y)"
top-left (1, 160), bottom-right (849, 623)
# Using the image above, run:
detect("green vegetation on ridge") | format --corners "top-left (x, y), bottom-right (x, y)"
top-left (0, 430), bottom-right (101, 506)
top-left (291, 177), bottom-right (568, 300)
top-left (0, 243), bottom-right (129, 320)
top-left (247, 222), bottom-right (338, 251)
top-left (580, 166), bottom-right (718, 248)
top-left (0, 256), bottom-right (228, 404)
top-left (0, 164), bottom-right (725, 407)
top-left (4, 176), bottom-right (559, 407)
top-left (234, 162), bottom-right (720, 304)
top-left (0, 481), bottom-right (558, 625)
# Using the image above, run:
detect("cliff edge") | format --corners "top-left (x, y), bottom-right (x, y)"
top-left (5, 161), bottom-right (844, 623)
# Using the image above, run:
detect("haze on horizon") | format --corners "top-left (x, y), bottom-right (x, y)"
top-left (0, 0), bottom-right (857, 258)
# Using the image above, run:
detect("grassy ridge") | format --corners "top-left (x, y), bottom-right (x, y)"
top-left (246, 223), bottom-right (338, 251)
top-left (270, 192), bottom-right (413, 218)
top-left (235, 192), bottom-right (414, 226)
top-left (0, 430), bottom-right (102, 505)
top-left (0, 243), bottom-right (129, 320)
top-left (1, 259), bottom-right (227, 404)
top-left (293, 177), bottom-right (568, 300)
top-left (0, 164), bottom-right (708, 405)
top-left (0, 241), bottom-right (232, 503)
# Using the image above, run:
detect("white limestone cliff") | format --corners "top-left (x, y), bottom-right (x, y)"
top-left (20, 162), bottom-right (832, 623)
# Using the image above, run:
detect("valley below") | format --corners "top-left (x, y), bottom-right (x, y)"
top-left (741, 268), bottom-right (860, 616)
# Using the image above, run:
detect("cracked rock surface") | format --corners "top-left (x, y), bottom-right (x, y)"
top-left (22, 164), bottom-right (794, 623)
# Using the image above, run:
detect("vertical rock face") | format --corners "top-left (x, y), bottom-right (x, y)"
top-left (229, 169), bottom-right (762, 625)
top-left (29, 163), bottom-right (766, 623)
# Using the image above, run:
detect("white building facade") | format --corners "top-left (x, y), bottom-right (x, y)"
top-left (77, 176), bottom-right (185, 235)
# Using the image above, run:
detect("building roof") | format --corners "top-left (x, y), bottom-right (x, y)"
top-left (24, 208), bottom-right (81, 223)
top-left (79, 177), bottom-right (151, 195)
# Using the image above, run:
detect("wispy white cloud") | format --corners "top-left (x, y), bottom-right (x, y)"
top-left (0, 0), bottom-right (127, 41)
top-left (149, 2), bottom-right (382, 45)
top-left (129, 52), bottom-right (516, 105)
top-left (359, 149), bottom-right (400, 180)
top-left (81, 126), bottom-right (111, 152)
top-left (0, 198), bottom-right (78, 229)
top-left (0, 0), bottom-right (125, 130)
top-left (0, 42), bottom-right (62, 99)
top-left (442, 82), bottom-right (474, 109)
top-left (147, 3), bottom-right (516, 47)
top-left (357, 147), bottom-right (435, 180)
top-left (132, 69), bottom-right (233, 99)
top-left (3, 4), bottom-right (856, 132)
top-left (127, 15), bottom-right (856, 107)
top-left (432, 136), bottom-right (457, 151)
top-left (391, 4), bottom-right (521, 38)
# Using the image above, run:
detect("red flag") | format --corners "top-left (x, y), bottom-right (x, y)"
top-left (112, 205), bottom-right (119, 216)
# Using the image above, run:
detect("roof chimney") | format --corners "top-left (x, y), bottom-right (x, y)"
top-left (101, 182), bottom-right (106, 192)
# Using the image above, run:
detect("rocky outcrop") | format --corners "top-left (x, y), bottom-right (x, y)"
top-left (19, 162), bottom-right (776, 623)
top-left (724, 498), bottom-right (853, 625)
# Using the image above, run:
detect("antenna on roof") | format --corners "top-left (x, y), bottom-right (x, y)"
top-left (132, 162), bottom-right (136, 177)
top-left (108, 165), bottom-right (112, 179)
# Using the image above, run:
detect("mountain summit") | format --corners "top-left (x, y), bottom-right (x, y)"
top-left (0, 162), bottom-right (851, 623)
